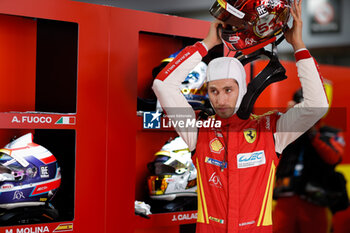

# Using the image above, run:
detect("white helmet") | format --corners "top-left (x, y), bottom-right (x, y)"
top-left (147, 137), bottom-right (197, 201)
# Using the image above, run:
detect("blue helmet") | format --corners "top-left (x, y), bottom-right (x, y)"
top-left (153, 51), bottom-right (209, 111)
top-left (0, 133), bottom-right (61, 209)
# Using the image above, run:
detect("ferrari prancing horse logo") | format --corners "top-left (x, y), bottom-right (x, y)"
top-left (244, 128), bottom-right (257, 143)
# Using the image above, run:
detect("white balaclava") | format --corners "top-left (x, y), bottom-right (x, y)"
top-left (206, 57), bottom-right (247, 114)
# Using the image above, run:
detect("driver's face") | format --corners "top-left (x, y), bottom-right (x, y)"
top-left (208, 79), bottom-right (239, 118)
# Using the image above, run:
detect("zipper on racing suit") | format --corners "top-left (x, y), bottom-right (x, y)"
top-left (219, 125), bottom-right (230, 172)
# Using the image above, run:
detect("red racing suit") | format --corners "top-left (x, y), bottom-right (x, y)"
top-left (193, 113), bottom-right (281, 233)
top-left (152, 41), bottom-right (328, 233)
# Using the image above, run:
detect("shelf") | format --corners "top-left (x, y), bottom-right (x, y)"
top-left (0, 112), bottom-right (76, 129)
top-left (135, 210), bottom-right (197, 228)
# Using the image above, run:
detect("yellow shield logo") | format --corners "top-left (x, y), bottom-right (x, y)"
top-left (209, 138), bottom-right (224, 153)
top-left (244, 128), bottom-right (257, 143)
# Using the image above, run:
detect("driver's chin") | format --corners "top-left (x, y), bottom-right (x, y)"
top-left (215, 108), bottom-right (235, 119)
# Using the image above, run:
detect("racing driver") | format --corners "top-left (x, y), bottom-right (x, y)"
top-left (152, 1), bottom-right (329, 232)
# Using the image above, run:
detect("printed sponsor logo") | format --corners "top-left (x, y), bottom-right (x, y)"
top-left (40, 198), bottom-right (47, 202)
top-left (237, 150), bottom-right (266, 169)
top-left (40, 166), bottom-right (49, 178)
top-left (209, 172), bottom-right (223, 188)
top-left (53, 223), bottom-right (73, 232)
top-left (209, 138), bottom-right (224, 154)
top-left (228, 35), bottom-right (240, 43)
top-left (12, 191), bottom-right (25, 200)
top-left (205, 157), bottom-right (227, 168)
top-left (245, 38), bottom-right (257, 47)
top-left (239, 220), bottom-right (256, 226)
top-left (265, 116), bottom-right (271, 130)
top-left (209, 216), bottom-right (225, 224)
top-left (256, 5), bottom-right (268, 18)
top-left (171, 213), bottom-right (197, 221)
top-left (266, 0), bottom-right (281, 9)
top-left (225, 2), bottom-right (245, 19)
top-left (36, 186), bottom-right (48, 192)
top-left (5, 226), bottom-right (50, 233)
top-left (243, 128), bottom-right (257, 143)
top-left (1, 184), bottom-right (14, 189)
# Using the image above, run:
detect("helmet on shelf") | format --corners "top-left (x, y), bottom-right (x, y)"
top-left (0, 133), bottom-right (61, 209)
top-left (180, 61), bottom-right (208, 109)
top-left (209, 0), bottom-right (291, 53)
top-left (152, 51), bottom-right (209, 110)
top-left (147, 137), bottom-right (197, 201)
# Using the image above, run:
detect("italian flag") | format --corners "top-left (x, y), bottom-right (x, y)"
top-left (55, 116), bottom-right (76, 125)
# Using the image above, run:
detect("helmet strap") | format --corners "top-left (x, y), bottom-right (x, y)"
top-left (235, 46), bottom-right (287, 119)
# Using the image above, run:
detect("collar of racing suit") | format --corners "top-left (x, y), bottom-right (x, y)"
top-left (214, 113), bottom-right (245, 126)
top-left (212, 114), bottom-right (246, 171)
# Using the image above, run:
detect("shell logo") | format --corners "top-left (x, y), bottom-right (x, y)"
top-left (209, 138), bottom-right (224, 154)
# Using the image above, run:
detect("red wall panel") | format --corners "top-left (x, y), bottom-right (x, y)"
top-left (0, 14), bottom-right (36, 113)
top-left (0, 14), bottom-right (36, 147)
top-left (0, 1), bottom-right (110, 233)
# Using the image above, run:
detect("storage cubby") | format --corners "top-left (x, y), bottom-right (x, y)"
top-left (0, 14), bottom-right (78, 114)
top-left (0, 129), bottom-right (75, 226)
top-left (35, 18), bottom-right (78, 113)
top-left (135, 31), bottom-right (223, 227)
top-left (0, 13), bottom-right (77, 227)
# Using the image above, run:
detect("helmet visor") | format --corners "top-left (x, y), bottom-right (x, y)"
top-left (148, 162), bottom-right (176, 175)
top-left (0, 151), bottom-right (26, 181)
top-left (147, 175), bottom-right (170, 195)
top-left (148, 154), bottom-right (189, 175)
top-left (209, 1), bottom-right (248, 30)
top-left (0, 152), bottom-right (15, 181)
top-left (148, 155), bottom-right (175, 175)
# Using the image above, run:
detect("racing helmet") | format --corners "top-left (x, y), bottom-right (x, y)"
top-left (147, 137), bottom-right (197, 201)
top-left (152, 51), bottom-right (209, 110)
top-left (209, 0), bottom-right (291, 53)
top-left (180, 61), bottom-right (208, 109)
top-left (0, 133), bottom-right (61, 209)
